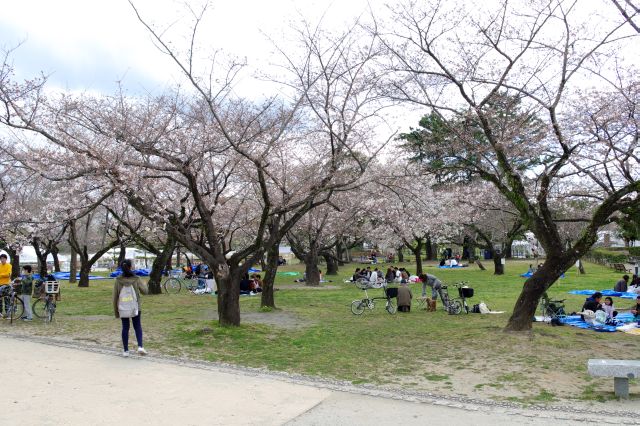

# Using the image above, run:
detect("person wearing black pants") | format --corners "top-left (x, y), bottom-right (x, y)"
top-left (113, 259), bottom-right (148, 357)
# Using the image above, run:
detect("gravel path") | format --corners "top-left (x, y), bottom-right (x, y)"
top-left (2, 334), bottom-right (639, 425)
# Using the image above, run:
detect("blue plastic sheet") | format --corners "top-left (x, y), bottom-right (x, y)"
top-left (560, 312), bottom-right (636, 332)
top-left (109, 268), bottom-right (151, 278)
top-left (521, 271), bottom-right (564, 278)
top-left (34, 272), bottom-right (109, 280)
top-left (568, 289), bottom-right (638, 299)
top-left (438, 265), bottom-right (467, 269)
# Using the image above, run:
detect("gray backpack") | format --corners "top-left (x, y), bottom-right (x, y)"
top-left (118, 284), bottom-right (138, 318)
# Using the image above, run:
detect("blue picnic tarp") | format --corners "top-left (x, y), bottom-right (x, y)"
top-left (33, 272), bottom-right (108, 280)
top-left (560, 312), bottom-right (636, 333)
top-left (568, 289), bottom-right (638, 299)
top-left (109, 268), bottom-right (151, 278)
top-left (521, 271), bottom-right (564, 278)
top-left (438, 265), bottom-right (467, 269)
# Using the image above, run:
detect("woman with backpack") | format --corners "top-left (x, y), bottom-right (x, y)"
top-left (113, 259), bottom-right (148, 357)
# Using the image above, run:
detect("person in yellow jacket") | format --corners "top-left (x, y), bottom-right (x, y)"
top-left (0, 254), bottom-right (13, 318)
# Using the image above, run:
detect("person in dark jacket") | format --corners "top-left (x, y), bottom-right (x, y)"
top-left (582, 292), bottom-right (604, 314)
top-left (20, 265), bottom-right (34, 321)
top-left (614, 275), bottom-right (629, 292)
top-left (397, 282), bottom-right (412, 312)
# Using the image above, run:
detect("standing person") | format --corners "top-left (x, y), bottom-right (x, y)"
top-left (419, 273), bottom-right (444, 303)
top-left (397, 281), bottom-right (412, 312)
top-left (20, 265), bottom-right (34, 321)
top-left (614, 275), bottom-right (629, 292)
top-left (0, 254), bottom-right (12, 318)
top-left (112, 259), bottom-right (148, 357)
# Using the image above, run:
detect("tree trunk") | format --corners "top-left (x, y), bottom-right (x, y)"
top-left (216, 267), bottom-right (240, 326)
top-left (397, 246), bottom-right (404, 263)
top-left (323, 252), bottom-right (339, 275)
top-left (52, 247), bottom-right (61, 272)
top-left (78, 261), bottom-right (91, 288)
top-left (148, 236), bottom-right (175, 295)
top-left (304, 247), bottom-right (320, 287)
top-left (117, 242), bottom-right (127, 265)
top-left (505, 258), bottom-right (569, 331)
top-left (475, 260), bottom-right (486, 270)
top-left (577, 259), bottom-right (585, 274)
top-left (261, 242), bottom-right (279, 309)
top-left (408, 239), bottom-right (424, 275)
top-left (6, 248), bottom-right (20, 280)
top-left (492, 250), bottom-right (504, 275)
top-left (425, 235), bottom-right (434, 260)
top-left (504, 240), bottom-right (514, 259)
top-left (69, 247), bottom-right (77, 284)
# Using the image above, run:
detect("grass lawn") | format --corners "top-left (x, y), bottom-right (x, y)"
top-left (2, 259), bottom-right (638, 405)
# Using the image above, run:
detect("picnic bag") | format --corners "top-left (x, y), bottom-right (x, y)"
top-left (118, 284), bottom-right (138, 318)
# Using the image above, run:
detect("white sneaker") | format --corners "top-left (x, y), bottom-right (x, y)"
top-left (137, 347), bottom-right (147, 356)
top-left (122, 351), bottom-right (130, 358)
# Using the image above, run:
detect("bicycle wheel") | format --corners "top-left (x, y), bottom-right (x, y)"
top-left (385, 299), bottom-right (397, 314)
top-left (32, 298), bottom-right (46, 319)
top-left (351, 300), bottom-right (366, 315)
top-left (163, 278), bottom-right (181, 294)
top-left (448, 300), bottom-right (463, 315)
top-left (9, 296), bottom-right (24, 323)
top-left (45, 302), bottom-right (56, 324)
top-left (183, 278), bottom-right (197, 291)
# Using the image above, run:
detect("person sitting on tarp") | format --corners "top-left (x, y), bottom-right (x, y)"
top-left (240, 273), bottom-right (252, 295)
top-left (614, 275), bottom-right (629, 292)
top-left (631, 295), bottom-right (640, 322)
top-left (581, 291), bottom-right (603, 320)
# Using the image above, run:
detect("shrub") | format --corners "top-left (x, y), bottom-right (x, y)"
top-left (585, 249), bottom-right (628, 265)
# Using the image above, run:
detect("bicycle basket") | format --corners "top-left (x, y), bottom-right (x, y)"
top-left (169, 270), bottom-right (183, 278)
top-left (458, 287), bottom-right (474, 298)
top-left (44, 281), bottom-right (60, 294)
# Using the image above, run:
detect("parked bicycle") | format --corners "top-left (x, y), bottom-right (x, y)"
top-left (32, 281), bottom-right (60, 323)
top-left (162, 270), bottom-right (197, 294)
top-left (0, 281), bottom-right (24, 324)
top-left (350, 279), bottom-right (397, 315)
top-left (440, 282), bottom-right (474, 315)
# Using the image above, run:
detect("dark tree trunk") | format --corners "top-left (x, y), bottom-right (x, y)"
top-left (336, 240), bottom-right (346, 265)
top-left (304, 247), bottom-right (320, 287)
top-left (69, 248), bottom-right (77, 284)
top-left (425, 235), bottom-right (434, 260)
top-left (504, 239), bottom-right (514, 259)
top-left (505, 258), bottom-right (569, 331)
top-left (261, 242), bottom-right (279, 309)
top-left (51, 247), bottom-right (61, 272)
top-left (462, 236), bottom-right (472, 260)
top-left (117, 242), bottom-right (127, 265)
top-left (577, 259), bottom-right (585, 274)
top-left (492, 250), bottom-right (504, 275)
top-left (475, 260), bottom-right (486, 270)
top-left (78, 262), bottom-right (91, 288)
top-left (216, 267), bottom-right (241, 326)
top-left (323, 252), bottom-right (339, 275)
top-left (397, 246), bottom-right (404, 263)
top-left (6, 248), bottom-right (20, 279)
top-left (77, 247), bottom-right (90, 287)
top-left (148, 236), bottom-right (175, 295)
top-left (407, 238), bottom-right (424, 275)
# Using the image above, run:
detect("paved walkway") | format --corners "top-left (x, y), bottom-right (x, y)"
top-left (1, 335), bottom-right (638, 425)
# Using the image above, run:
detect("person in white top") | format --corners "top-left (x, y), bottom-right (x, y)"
top-left (369, 268), bottom-right (379, 284)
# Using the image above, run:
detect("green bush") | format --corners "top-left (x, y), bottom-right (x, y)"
top-left (629, 247), bottom-right (640, 257)
top-left (585, 249), bottom-right (628, 265)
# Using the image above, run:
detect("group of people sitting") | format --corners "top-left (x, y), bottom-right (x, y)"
top-left (613, 274), bottom-right (640, 293)
top-left (581, 291), bottom-right (640, 324)
top-left (240, 273), bottom-right (263, 295)
top-left (351, 266), bottom-right (411, 284)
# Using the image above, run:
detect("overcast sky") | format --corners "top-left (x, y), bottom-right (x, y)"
top-left (0, 0), bottom-right (375, 96)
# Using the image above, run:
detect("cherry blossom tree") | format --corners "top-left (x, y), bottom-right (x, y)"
top-left (378, 0), bottom-right (640, 330)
